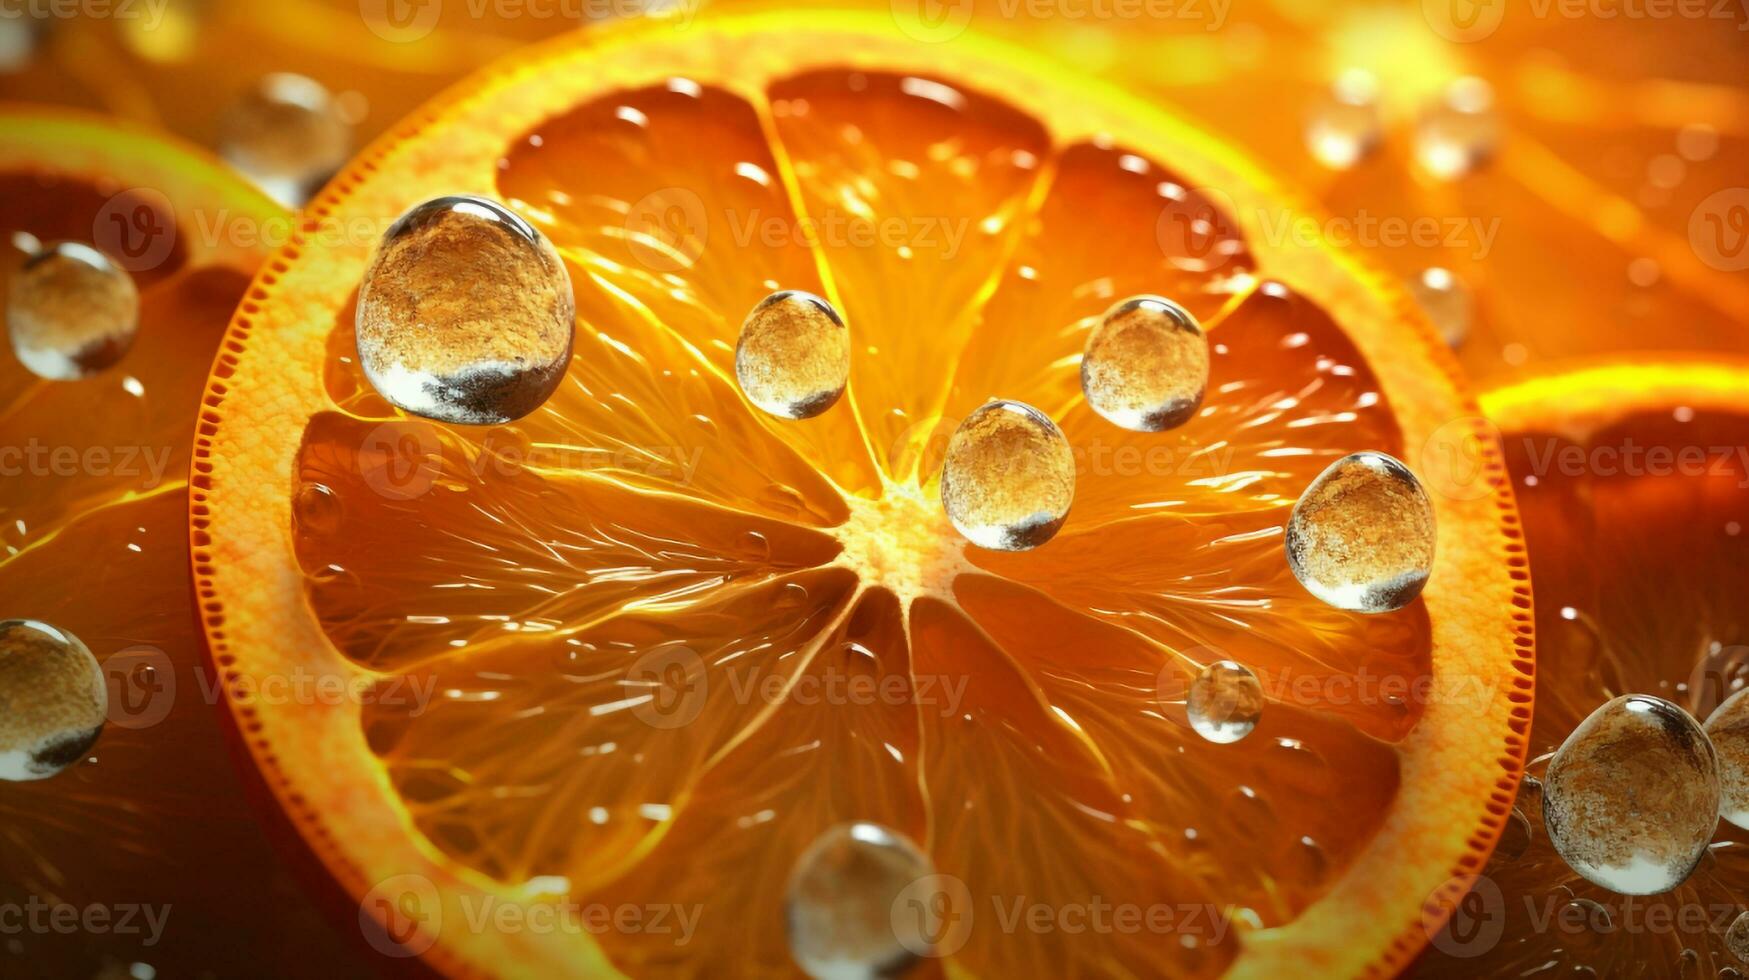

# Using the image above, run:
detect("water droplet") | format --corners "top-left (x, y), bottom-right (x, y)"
top-left (217, 73), bottom-right (352, 206)
top-left (293, 482), bottom-right (343, 536)
top-left (1704, 687), bottom-right (1749, 829)
top-left (1543, 694), bottom-right (1719, 895)
top-left (1304, 70), bottom-right (1382, 170)
top-left (940, 400), bottom-right (1075, 551)
top-left (7, 242), bottom-right (138, 380)
top-left (734, 290), bottom-right (850, 420)
top-left (1407, 267), bottom-right (1472, 348)
top-left (1727, 911), bottom-right (1749, 963)
top-left (776, 582), bottom-right (811, 609)
top-left (785, 822), bottom-right (930, 979)
top-left (1415, 76), bottom-right (1499, 180)
top-left (1080, 295), bottom-right (1208, 432)
top-left (1286, 451), bottom-right (1436, 613)
top-left (0, 620), bottom-right (106, 781)
top-left (738, 530), bottom-right (772, 562)
top-left (1187, 660), bottom-right (1262, 744)
top-left (356, 195), bottom-right (575, 425)
top-left (1490, 806), bottom-right (1534, 865)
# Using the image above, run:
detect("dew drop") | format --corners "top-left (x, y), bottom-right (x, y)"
top-left (0, 620), bottom-right (107, 781)
top-left (1187, 660), bottom-right (1262, 744)
top-left (217, 73), bottom-right (352, 206)
top-left (776, 582), bottom-right (811, 610)
top-left (1080, 295), bottom-right (1208, 432)
top-left (1304, 70), bottom-right (1382, 170)
top-left (292, 482), bottom-right (343, 536)
top-left (356, 195), bottom-right (575, 425)
top-left (785, 822), bottom-right (930, 980)
top-left (1490, 806), bottom-right (1533, 865)
top-left (1415, 76), bottom-right (1499, 180)
top-left (1727, 911), bottom-right (1749, 963)
top-left (1407, 267), bottom-right (1472, 349)
top-left (1285, 451), bottom-right (1435, 613)
top-left (940, 400), bottom-right (1075, 551)
top-left (1543, 694), bottom-right (1719, 895)
top-left (735, 290), bottom-right (850, 420)
top-left (6, 242), bottom-right (139, 380)
top-left (1703, 687), bottom-right (1749, 830)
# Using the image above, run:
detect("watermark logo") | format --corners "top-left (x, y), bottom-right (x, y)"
top-left (626, 644), bottom-right (708, 729)
top-left (1156, 185), bottom-right (1241, 273)
top-left (1425, 873), bottom-right (1506, 957)
top-left (891, 873), bottom-right (975, 958)
top-left (1417, 415), bottom-right (1502, 503)
top-left (360, 874), bottom-right (443, 957)
top-left (891, 0), bottom-right (975, 42)
top-left (625, 187), bottom-right (709, 273)
top-left (1691, 187), bottom-right (1749, 272)
top-left (94, 188), bottom-right (176, 274)
top-left (1422, 0), bottom-right (1506, 41)
top-left (359, 420), bottom-right (444, 501)
top-left (359, 0), bottom-right (442, 42)
top-left (103, 645), bottom-right (176, 731)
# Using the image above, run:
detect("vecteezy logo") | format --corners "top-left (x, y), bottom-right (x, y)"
top-left (1424, 873), bottom-right (1505, 958)
top-left (627, 644), bottom-right (708, 729)
top-left (360, 874), bottom-right (442, 958)
top-left (891, 872), bottom-right (974, 959)
top-left (103, 645), bottom-right (176, 731)
top-left (890, 0), bottom-right (974, 43)
top-left (358, 420), bottom-right (443, 501)
top-left (93, 188), bottom-right (177, 274)
top-left (1417, 414), bottom-right (1502, 503)
top-left (1155, 185), bottom-right (1241, 274)
top-left (624, 187), bottom-right (708, 273)
top-left (1422, 0), bottom-right (1505, 42)
top-left (359, 0), bottom-right (442, 43)
top-left (1690, 188), bottom-right (1749, 272)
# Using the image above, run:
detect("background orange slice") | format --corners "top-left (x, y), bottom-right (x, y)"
top-left (193, 13), bottom-right (1530, 978)
top-left (1415, 358), bottom-right (1749, 977)
top-left (0, 107), bottom-right (361, 977)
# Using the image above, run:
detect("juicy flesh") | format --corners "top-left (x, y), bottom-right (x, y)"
top-left (1417, 405), bottom-right (1749, 978)
top-left (293, 72), bottom-right (1429, 976)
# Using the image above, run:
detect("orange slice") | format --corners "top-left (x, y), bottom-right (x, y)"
top-left (194, 13), bottom-right (1531, 978)
top-left (0, 107), bottom-right (356, 976)
top-left (1416, 357), bottom-right (1749, 977)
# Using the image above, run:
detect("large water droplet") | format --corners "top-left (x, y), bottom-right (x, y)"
top-left (940, 400), bottom-right (1075, 551)
top-left (1543, 694), bottom-right (1719, 895)
top-left (1407, 267), bottom-right (1472, 349)
top-left (7, 242), bottom-right (139, 380)
top-left (1727, 911), bottom-right (1749, 963)
top-left (1187, 660), bottom-right (1262, 744)
top-left (1080, 295), bottom-right (1208, 432)
top-left (0, 620), bottom-right (107, 781)
top-left (735, 290), bottom-right (850, 420)
top-left (1703, 687), bottom-right (1749, 829)
top-left (785, 822), bottom-right (930, 980)
top-left (217, 73), bottom-right (352, 206)
top-left (1415, 76), bottom-right (1499, 180)
top-left (1304, 70), bottom-right (1382, 170)
top-left (1285, 451), bottom-right (1436, 613)
top-left (356, 195), bottom-right (575, 425)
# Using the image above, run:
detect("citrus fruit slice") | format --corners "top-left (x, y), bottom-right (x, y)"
top-left (0, 107), bottom-right (357, 976)
top-left (1416, 357), bottom-right (1749, 977)
top-left (194, 12), bottom-right (1531, 978)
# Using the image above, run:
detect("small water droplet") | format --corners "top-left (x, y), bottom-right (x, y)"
top-left (0, 620), bottom-right (106, 781)
top-left (1304, 70), bottom-right (1382, 170)
top-left (218, 73), bottom-right (352, 206)
top-left (776, 582), bottom-right (811, 609)
top-left (785, 822), bottom-right (930, 979)
top-left (1415, 76), bottom-right (1499, 180)
top-left (293, 482), bottom-right (343, 536)
top-left (1727, 911), bottom-right (1749, 963)
top-left (1704, 687), bottom-right (1749, 830)
top-left (940, 400), bottom-right (1075, 551)
top-left (1562, 898), bottom-right (1613, 950)
top-left (738, 530), bottom-right (772, 562)
top-left (1407, 267), bottom-right (1472, 348)
top-left (735, 290), bottom-right (850, 420)
top-left (1543, 694), bottom-right (1719, 895)
top-left (356, 195), bottom-right (575, 425)
top-left (1080, 295), bottom-right (1208, 432)
top-left (1187, 660), bottom-right (1262, 744)
top-left (7, 242), bottom-right (138, 380)
top-left (1286, 451), bottom-right (1436, 613)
